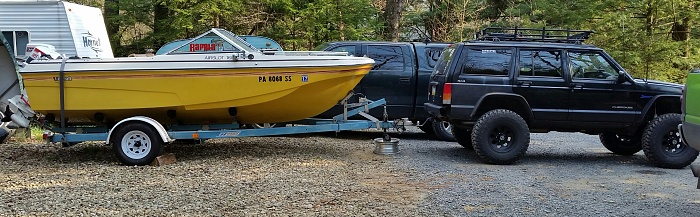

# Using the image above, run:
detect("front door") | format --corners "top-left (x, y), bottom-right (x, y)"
top-left (567, 50), bottom-right (639, 123)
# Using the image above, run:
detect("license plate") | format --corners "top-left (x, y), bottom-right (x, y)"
top-left (431, 86), bottom-right (436, 95)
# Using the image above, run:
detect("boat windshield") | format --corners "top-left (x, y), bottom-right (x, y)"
top-left (165, 29), bottom-right (259, 55)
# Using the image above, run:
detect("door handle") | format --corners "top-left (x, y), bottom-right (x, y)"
top-left (517, 81), bottom-right (532, 87)
top-left (570, 83), bottom-right (584, 89)
top-left (399, 77), bottom-right (411, 84)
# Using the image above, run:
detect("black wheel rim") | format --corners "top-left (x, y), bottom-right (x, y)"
top-left (661, 130), bottom-right (686, 156)
top-left (488, 125), bottom-right (515, 153)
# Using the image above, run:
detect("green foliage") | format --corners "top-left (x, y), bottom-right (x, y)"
top-left (87, 0), bottom-right (697, 83)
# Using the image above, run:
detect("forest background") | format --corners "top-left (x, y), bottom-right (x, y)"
top-left (70, 0), bottom-right (698, 83)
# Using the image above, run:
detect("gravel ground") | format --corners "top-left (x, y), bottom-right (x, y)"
top-left (1, 126), bottom-right (700, 216)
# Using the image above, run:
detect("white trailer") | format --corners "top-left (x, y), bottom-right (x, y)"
top-left (0, 0), bottom-right (113, 59)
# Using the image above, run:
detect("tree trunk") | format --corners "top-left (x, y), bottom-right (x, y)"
top-left (153, 0), bottom-right (170, 47)
top-left (337, 0), bottom-right (345, 41)
top-left (384, 0), bottom-right (404, 42)
top-left (104, 0), bottom-right (120, 49)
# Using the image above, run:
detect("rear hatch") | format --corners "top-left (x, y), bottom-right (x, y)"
top-left (427, 44), bottom-right (458, 106)
top-left (1, 33), bottom-right (35, 128)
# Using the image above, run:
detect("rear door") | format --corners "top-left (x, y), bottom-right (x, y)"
top-left (361, 43), bottom-right (415, 118)
top-left (513, 48), bottom-right (569, 121)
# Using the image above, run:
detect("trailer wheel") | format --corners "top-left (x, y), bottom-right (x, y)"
top-left (111, 122), bottom-right (163, 166)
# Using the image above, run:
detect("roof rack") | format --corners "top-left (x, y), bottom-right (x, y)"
top-left (474, 27), bottom-right (594, 44)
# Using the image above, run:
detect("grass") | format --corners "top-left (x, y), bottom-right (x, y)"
top-left (8, 124), bottom-right (44, 143)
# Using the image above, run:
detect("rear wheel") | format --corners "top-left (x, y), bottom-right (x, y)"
top-left (642, 113), bottom-right (699, 169)
top-left (111, 123), bottom-right (163, 166)
top-left (452, 126), bottom-right (472, 149)
top-left (471, 109), bottom-right (530, 165)
top-left (431, 119), bottom-right (456, 142)
top-left (599, 132), bottom-right (642, 155)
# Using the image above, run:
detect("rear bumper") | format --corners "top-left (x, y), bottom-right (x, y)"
top-left (424, 103), bottom-right (445, 119)
top-left (679, 122), bottom-right (700, 151)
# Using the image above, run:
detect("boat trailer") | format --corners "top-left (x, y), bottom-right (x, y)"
top-left (42, 95), bottom-right (405, 165)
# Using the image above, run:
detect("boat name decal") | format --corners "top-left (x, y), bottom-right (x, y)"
top-left (53, 76), bottom-right (72, 82)
top-left (259, 75), bottom-right (292, 82)
top-left (191, 43), bottom-right (219, 52)
top-left (204, 55), bottom-right (231, 60)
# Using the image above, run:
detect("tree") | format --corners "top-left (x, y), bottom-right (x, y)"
top-left (384, 0), bottom-right (404, 41)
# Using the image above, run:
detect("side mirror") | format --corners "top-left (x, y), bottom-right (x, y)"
top-left (616, 71), bottom-right (633, 84)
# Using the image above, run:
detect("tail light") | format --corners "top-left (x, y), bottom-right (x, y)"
top-left (442, 83), bottom-right (452, 104)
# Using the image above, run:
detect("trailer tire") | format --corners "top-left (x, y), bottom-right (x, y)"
top-left (0, 126), bottom-right (12, 144)
top-left (111, 122), bottom-right (163, 166)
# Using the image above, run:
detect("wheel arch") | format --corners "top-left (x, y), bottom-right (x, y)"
top-left (471, 93), bottom-right (534, 123)
top-left (107, 116), bottom-right (172, 143)
top-left (637, 95), bottom-right (682, 126)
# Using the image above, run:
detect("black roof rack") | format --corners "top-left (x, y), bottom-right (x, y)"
top-left (474, 27), bottom-right (594, 44)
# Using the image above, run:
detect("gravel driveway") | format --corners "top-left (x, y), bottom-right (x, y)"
top-left (1, 127), bottom-right (699, 216)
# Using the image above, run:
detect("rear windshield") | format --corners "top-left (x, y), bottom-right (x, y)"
top-left (432, 44), bottom-right (457, 76)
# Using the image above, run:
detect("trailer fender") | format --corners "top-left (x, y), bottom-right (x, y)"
top-left (107, 116), bottom-right (172, 143)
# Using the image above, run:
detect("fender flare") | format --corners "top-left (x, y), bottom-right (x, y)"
top-left (107, 116), bottom-right (172, 143)
top-left (471, 93), bottom-right (534, 122)
top-left (637, 94), bottom-right (681, 125)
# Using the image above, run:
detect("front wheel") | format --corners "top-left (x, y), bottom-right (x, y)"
top-left (471, 109), bottom-right (530, 165)
top-left (599, 132), bottom-right (642, 155)
top-left (642, 113), bottom-right (699, 169)
top-left (111, 123), bottom-right (163, 166)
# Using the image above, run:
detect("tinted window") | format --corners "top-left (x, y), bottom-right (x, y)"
top-left (426, 47), bottom-right (443, 68)
top-left (462, 48), bottom-right (512, 76)
top-left (518, 50), bottom-right (563, 77)
top-left (328, 45), bottom-right (357, 57)
top-left (367, 45), bottom-right (404, 71)
top-left (569, 51), bottom-right (619, 80)
top-left (432, 44), bottom-right (456, 75)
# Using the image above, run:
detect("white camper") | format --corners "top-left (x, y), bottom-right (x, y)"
top-left (0, 0), bottom-right (113, 59)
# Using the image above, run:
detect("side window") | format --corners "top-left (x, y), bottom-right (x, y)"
top-left (432, 44), bottom-right (456, 75)
top-left (518, 49), bottom-right (563, 78)
top-left (2, 31), bottom-right (30, 56)
top-left (569, 51), bottom-right (619, 80)
top-left (426, 47), bottom-right (443, 68)
top-left (462, 48), bottom-right (512, 76)
top-left (367, 45), bottom-right (404, 71)
top-left (328, 45), bottom-right (357, 57)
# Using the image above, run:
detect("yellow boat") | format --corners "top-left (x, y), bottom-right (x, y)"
top-left (19, 29), bottom-right (373, 125)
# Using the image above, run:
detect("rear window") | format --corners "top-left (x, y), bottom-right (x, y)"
top-left (367, 45), bottom-right (404, 71)
top-left (432, 44), bottom-right (457, 75)
top-left (461, 48), bottom-right (512, 76)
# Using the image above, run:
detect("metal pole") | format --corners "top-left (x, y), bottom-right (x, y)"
top-left (59, 55), bottom-right (67, 133)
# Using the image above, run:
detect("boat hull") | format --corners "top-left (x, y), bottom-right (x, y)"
top-left (22, 63), bottom-right (371, 124)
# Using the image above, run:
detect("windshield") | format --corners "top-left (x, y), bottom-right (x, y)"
top-left (313, 42), bottom-right (331, 51)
